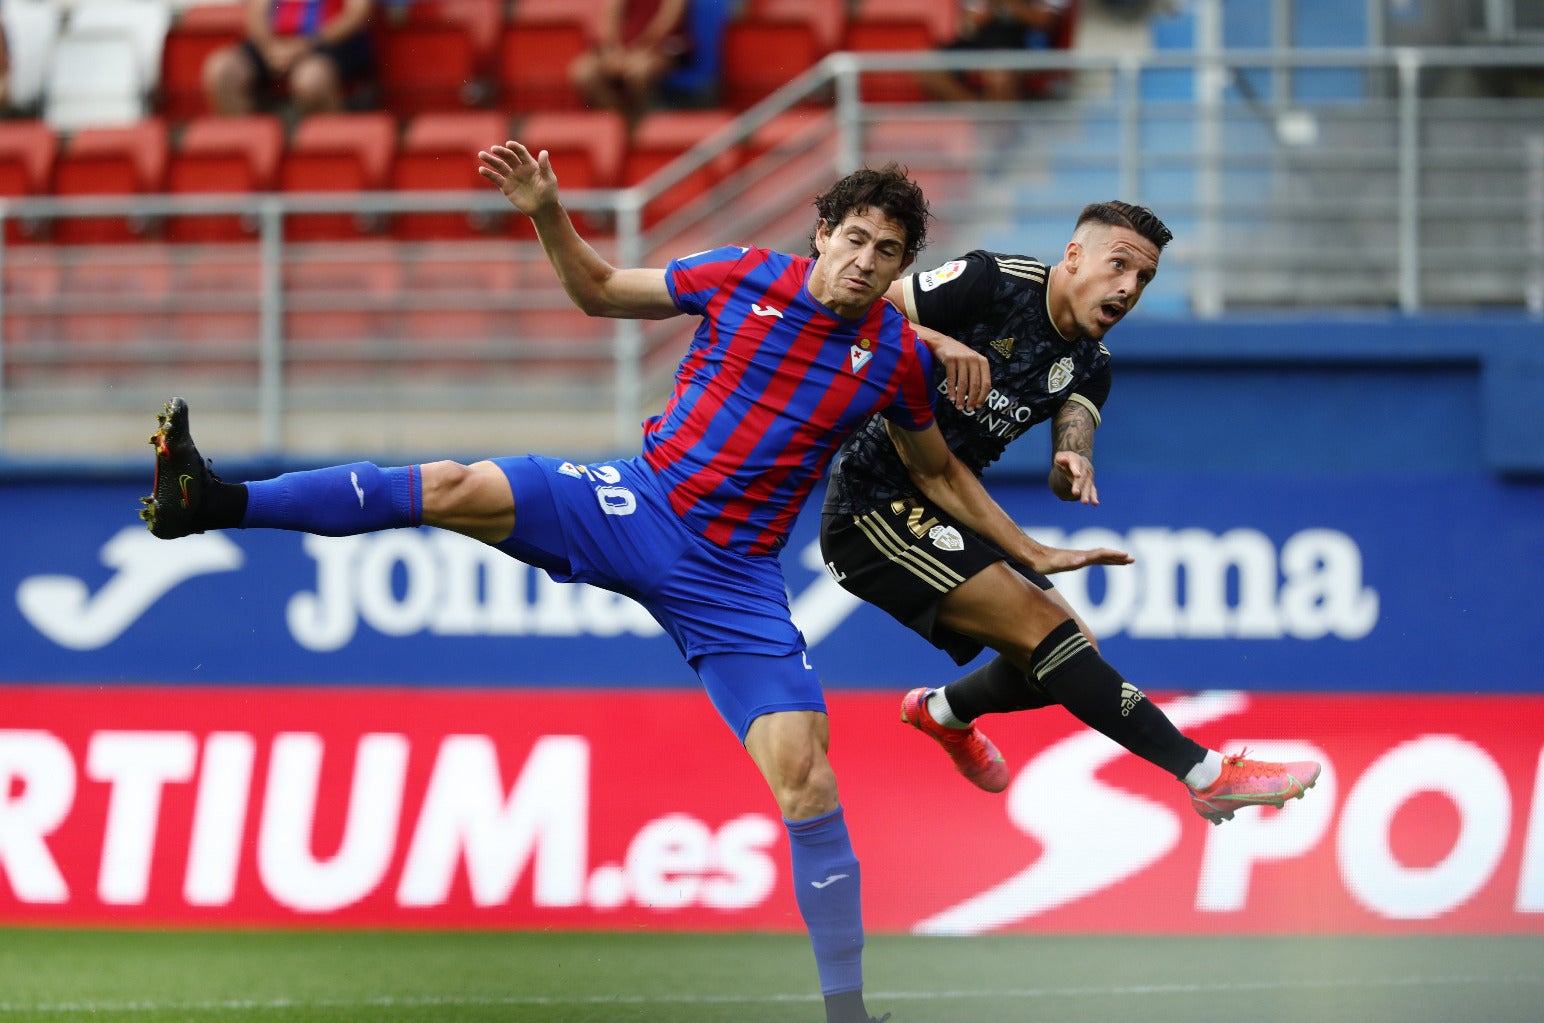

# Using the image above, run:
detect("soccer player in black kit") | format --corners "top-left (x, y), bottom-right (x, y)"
top-left (820, 202), bottom-right (1321, 823)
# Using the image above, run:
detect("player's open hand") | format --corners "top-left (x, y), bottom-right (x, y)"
top-left (478, 141), bottom-right (558, 217)
top-left (1030, 542), bottom-right (1133, 575)
top-left (1052, 450), bottom-right (1099, 504)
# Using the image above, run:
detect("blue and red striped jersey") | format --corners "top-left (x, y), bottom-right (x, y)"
top-left (649, 245), bottom-right (936, 555)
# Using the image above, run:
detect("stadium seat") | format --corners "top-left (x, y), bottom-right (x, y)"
top-left (42, 30), bottom-right (147, 130)
top-left (391, 111), bottom-right (510, 240)
top-left (0, 120), bottom-right (59, 243)
top-left (841, 11), bottom-right (938, 104)
top-left (849, 0), bottom-right (958, 47)
top-left (624, 109), bottom-right (740, 228)
top-left (516, 109), bottom-right (627, 236)
top-left (1, 0), bottom-right (62, 114)
top-left (377, 0), bottom-right (503, 114)
top-left (743, 109), bottom-right (833, 165)
top-left (518, 110), bottom-right (626, 191)
top-left (498, 0), bottom-right (603, 112)
top-left (719, 0), bottom-right (844, 110)
top-left (169, 245), bottom-right (262, 354)
top-left (280, 112), bottom-right (397, 241)
top-left (66, 0), bottom-right (173, 97)
top-left (166, 115), bottom-right (284, 242)
top-left (52, 119), bottom-right (171, 244)
top-left (158, 2), bottom-right (246, 120)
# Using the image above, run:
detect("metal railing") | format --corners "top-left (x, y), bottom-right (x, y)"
top-left (3, 45), bottom-right (1542, 460)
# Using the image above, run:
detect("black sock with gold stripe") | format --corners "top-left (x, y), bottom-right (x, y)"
top-left (1030, 619), bottom-right (1206, 780)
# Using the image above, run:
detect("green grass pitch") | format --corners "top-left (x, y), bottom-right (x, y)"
top-left (0, 928), bottom-right (1540, 1022)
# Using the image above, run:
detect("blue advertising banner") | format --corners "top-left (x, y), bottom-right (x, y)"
top-left (3, 473), bottom-right (1541, 691)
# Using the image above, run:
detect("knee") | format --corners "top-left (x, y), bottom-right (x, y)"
top-left (768, 750), bottom-right (839, 820)
top-left (419, 460), bottom-right (474, 503)
top-left (289, 56), bottom-right (341, 110)
top-left (203, 47), bottom-right (246, 96)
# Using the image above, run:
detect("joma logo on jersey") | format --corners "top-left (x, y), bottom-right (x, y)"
top-left (1047, 357), bottom-right (1075, 392)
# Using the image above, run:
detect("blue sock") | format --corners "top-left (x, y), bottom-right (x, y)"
top-left (785, 806), bottom-right (865, 999)
top-left (242, 463), bottom-right (422, 535)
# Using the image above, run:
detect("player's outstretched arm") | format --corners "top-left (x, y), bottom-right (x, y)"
top-left (887, 421), bottom-right (1133, 574)
top-left (1049, 400), bottom-right (1100, 504)
top-left (911, 322), bottom-right (990, 413)
top-left (478, 141), bottom-right (678, 321)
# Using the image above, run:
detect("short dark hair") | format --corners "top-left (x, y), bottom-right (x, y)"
top-left (809, 162), bottom-right (931, 260)
top-left (1076, 201), bottom-right (1173, 251)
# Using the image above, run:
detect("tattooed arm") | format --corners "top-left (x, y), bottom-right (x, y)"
top-left (1049, 398), bottom-right (1100, 504)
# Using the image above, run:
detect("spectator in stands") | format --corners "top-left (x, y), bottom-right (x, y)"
top-left (203, 0), bottom-right (376, 116)
top-left (919, 0), bottom-right (1072, 102)
top-left (0, 18), bottom-right (10, 113)
top-left (569, 0), bottom-right (693, 127)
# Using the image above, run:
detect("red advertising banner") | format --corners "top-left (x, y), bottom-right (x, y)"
top-left (1, 685), bottom-right (1540, 933)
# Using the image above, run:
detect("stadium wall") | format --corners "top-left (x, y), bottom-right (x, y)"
top-left (3, 313), bottom-right (1542, 932)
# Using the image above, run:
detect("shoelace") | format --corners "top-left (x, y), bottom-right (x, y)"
top-left (1219, 748), bottom-right (1281, 781)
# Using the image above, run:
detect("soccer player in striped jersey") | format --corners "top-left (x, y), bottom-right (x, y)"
top-left (821, 203), bottom-right (1322, 823)
top-left (141, 141), bottom-right (1129, 1023)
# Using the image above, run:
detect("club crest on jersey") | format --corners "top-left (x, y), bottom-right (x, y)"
top-left (917, 260), bottom-right (967, 292)
top-left (849, 337), bottom-right (874, 374)
top-left (928, 524), bottom-right (964, 551)
top-left (1047, 356), bottom-right (1076, 393)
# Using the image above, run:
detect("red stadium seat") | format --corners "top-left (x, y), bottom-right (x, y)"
top-left (519, 110), bottom-right (626, 191)
top-left (840, 20), bottom-right (936, 103)
top-left (720, 0), bottom-right (845, 110)
top-left (750, 0), bottom-right (845, 50)
top-left (52, 119), bottom-right (170, 244)
top-left (624, 109), bottom-right (740, 228)
top-left (850, 0), bottom-right (958, 47)
top-left (158, 2), bottom-right (246, 120)
top-left (166, 115), bottom-right (284, 242)
top-left (518, 109), bottom-right (626, 235)
top-left (377, 0), bottom-right (502, 114)
top-left (0, 120), bottom-right (58, 243)
top-left (280, 112), bottom-right (397, 241)
top-left (498, 0), bottom-right (603, 112)
top-left (391, 111), bottom-right (509, 239)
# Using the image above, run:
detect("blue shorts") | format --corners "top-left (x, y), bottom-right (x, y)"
top-left (492, 454), bottom-right (825, 741)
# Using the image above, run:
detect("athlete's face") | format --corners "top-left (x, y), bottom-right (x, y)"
top-left (809, 207), bottom-right (914, 319)
top-left (1058, 224), bottom-right (1161, 340)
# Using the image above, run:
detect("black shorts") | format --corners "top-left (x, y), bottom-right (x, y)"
top-left (241, 32), bottom-right (376, 90)
top-left (819, 495), bottom-right (1053, 666)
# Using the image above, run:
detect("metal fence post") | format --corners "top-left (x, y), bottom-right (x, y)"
top-left (1528, 135), bottom-right (1544, 317)
top-left (1397, 49), bottom-right (1422, 313)
top-left (258, 199), bottom-right (285, 452)
top-left (614, 191), bottom-right (645, 449)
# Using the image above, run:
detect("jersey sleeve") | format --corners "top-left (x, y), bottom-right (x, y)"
top-left (880, 326), bottom-right (938, 432)
top-left (899, 250), bottom-right (1001, 335)
top-left (1066, 361), bottom-right (1112, 426)
top-left (664, 245), bottom-right (752, 315)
